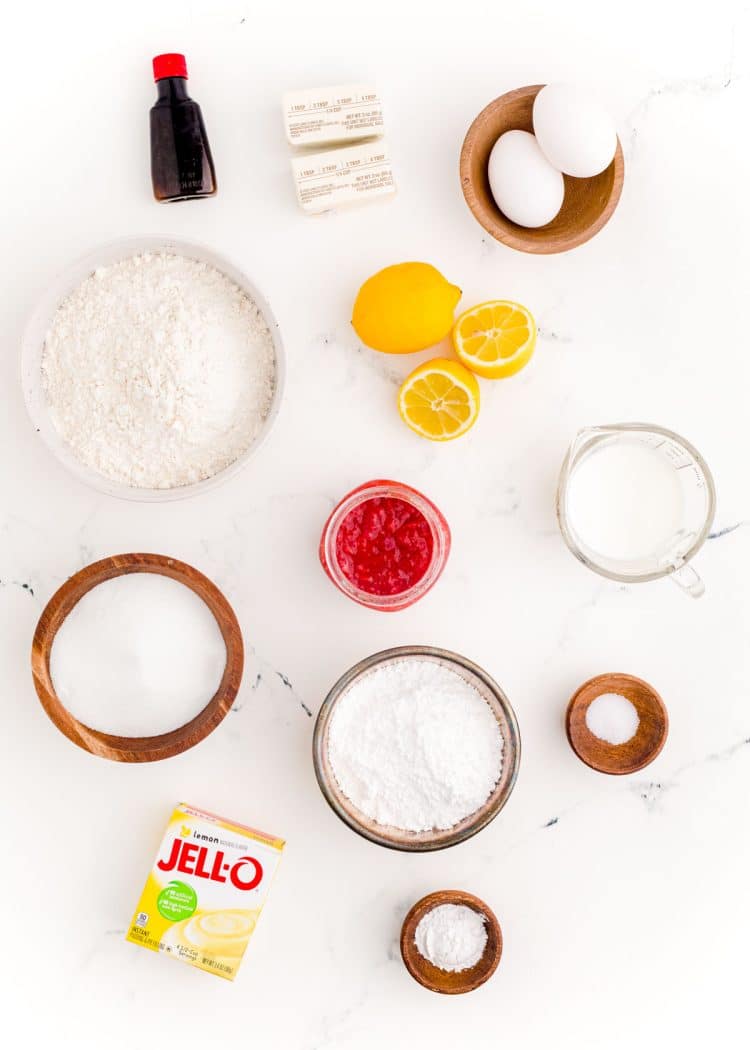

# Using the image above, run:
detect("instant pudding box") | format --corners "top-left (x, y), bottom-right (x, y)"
top-left (127, 803), bottom-right (284, 981)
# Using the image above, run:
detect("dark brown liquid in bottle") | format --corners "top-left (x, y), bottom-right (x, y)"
top-left (150, 76), bottom-right (216, 202)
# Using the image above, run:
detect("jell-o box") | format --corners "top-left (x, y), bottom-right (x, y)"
top-left (126, 803), bottom-right (284, 981)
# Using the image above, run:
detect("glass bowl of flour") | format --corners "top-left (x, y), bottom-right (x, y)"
top-left (313, 646), bottom-right (521, 851)
top-left (21, 237), bottom-right (285, 501)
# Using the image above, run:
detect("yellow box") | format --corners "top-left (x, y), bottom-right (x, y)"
top-left (126, 803), bottom-right (284, 981)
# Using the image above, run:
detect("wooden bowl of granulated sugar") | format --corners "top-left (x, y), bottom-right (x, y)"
top-left (400, 890), bottom-right (502, 994)
top-left (31, 553), bottom-right (244, 762)
top-left (312, 646), bottom-right (521, 852)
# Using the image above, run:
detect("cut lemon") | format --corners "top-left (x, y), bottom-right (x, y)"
top-left (398, 358), bottom-right (480, 441)
top-left (452, 300), bottom-right (536, 379)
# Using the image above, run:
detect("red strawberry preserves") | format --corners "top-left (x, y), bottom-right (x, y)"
top-left (334, 496), bottom-right (434, 596)
top-left (320, 480), bottom-right (450, 611)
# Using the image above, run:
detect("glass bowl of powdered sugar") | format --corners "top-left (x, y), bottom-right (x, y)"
top-left (313, 646), bottom-right (521, 851)
top-left (21, 237), bottom-right (285, 501)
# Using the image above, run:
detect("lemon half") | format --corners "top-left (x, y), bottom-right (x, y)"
top-left (452, 300), bottom-right (536, 379)
top-left (398, 358), bottom-right (480, 441)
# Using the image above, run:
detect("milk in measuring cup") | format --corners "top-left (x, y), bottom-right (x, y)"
top-left (566, 440), bottom-right (684, 561)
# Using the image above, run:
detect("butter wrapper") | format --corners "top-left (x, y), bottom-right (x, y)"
top-left (291, 140), bottom-right (396, 214)
top-left (126, 803), bottom-right (284, 981)
top-left (283, 83), bottom-right (384, 147)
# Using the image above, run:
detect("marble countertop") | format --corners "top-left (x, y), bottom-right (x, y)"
top-left (2, 1), bottom-right (749, 1046)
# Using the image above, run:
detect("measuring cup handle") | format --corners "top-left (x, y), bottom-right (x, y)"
top-left (670, 562), bottom-right (705, 598)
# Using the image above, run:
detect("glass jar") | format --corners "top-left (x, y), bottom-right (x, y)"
top-left (319, 479), bottom-right (451, 611)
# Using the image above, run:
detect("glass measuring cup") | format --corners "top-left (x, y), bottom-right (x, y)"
top-left (556, 424), bottom-right (716, 598)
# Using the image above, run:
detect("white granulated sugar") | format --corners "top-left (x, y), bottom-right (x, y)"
top-left (41, 251), bottom-right (276, 489)
top-left (50, 573), bottom-right (227, 738)
top-left (415, 904), bottom-right (488, 972)
top-left (327, 659), bottom-right (504, 832)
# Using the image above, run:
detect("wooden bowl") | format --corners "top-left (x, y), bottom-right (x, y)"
top-left (566, 673), bottom-right (668, 775)
top-left (313, 646), bottom-right (521, 852)
top-left (460, 85), bottom-right (624, 254)
top-left (400, 890), bottom-right (502, 994)
top-left (31, 553), bottom-right (244, 762)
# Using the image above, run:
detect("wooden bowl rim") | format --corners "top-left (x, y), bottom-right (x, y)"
top-left (312, 646), bottom-right (521, 852)
top-left (565, 672), bottom-right (668, 775)
top-left (459, 83), bottom-right (625, 255)
top-left (30, 553), bottom-right (244, 763)
top-left (400, 889), bottom-right (502, 994)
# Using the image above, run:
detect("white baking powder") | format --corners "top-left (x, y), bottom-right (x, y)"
top-left (415, 904), bottom-right (488, 972)
top-left (585, 692), bottom-right (640, 745)
top-left (50, 573), bottom-right (227, 737)
top-left (42, 251), bottom-right (276, 489)
top-left (327, 659), bottom-right (504, 832)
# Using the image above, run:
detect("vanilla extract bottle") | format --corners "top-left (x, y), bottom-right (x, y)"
top-left (150, 53), bottom-right (217, 202)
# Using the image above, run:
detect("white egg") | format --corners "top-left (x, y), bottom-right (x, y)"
top-left (487, 130), bottom-right (565, 228)
top-left (533, 83), bottom-right (617, 178)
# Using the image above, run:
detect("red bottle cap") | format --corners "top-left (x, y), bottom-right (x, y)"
top-left (152, 53), bottom-right (188, 81)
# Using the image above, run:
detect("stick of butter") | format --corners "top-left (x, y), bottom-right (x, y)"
top-left (126, 803), bottom-right (284, 981)
top-left (291, 141), bottom-right (396, 215)
top-left (283, 83), bottom-right (384, 147)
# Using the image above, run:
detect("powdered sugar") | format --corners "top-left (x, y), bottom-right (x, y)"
top-left (327, 658), bottom-right (504, 832)
top-left (415, 904), bottom-right (488, 972)
top-left (41, 251), bottom-right (276, 489)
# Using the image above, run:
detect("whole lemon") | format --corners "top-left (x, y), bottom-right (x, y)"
top-left (352, 262), bottom-right (462, 354)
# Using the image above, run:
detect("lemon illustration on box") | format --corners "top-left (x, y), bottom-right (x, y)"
top-left (127, 803), bottom-right (284, 981)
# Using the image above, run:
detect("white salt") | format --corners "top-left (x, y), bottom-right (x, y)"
top-left (327, 659), bottom-right (504, 832)
top-left (50, 573), bottom-right (227, 737)
top-left (566, 439), bottom-right (684, 562)
top-left (585, 692), bottom-right (640, 745)
top-left (415, 904), bottom-right (488, 972)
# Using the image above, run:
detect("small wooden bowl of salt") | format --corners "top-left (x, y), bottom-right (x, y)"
top-left (31, 553), bottom-right (244, 763)
top-left (400, 890), bottom-right (502, 994)
top-left (566, 673), bottom-right (668, 775)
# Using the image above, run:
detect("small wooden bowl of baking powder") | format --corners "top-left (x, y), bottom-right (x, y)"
top-left (566, 673), bottom-right (668, 775)
top-left (400, 890), bottom-right (502, 994)
top-left (31, 553), bottom-right (244, 763)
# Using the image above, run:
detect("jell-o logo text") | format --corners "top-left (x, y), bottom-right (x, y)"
top-left (157, 838), bottom-right (263, 891)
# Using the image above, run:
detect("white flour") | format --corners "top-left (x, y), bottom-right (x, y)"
top-left (41, 251), bottom-right (276, 489)
top-left (50, 572), bottom-right (227, 737)
top-left (327, 659), bottom-right (504, 832)
top-left (415, 904), bottom-right (488, 972)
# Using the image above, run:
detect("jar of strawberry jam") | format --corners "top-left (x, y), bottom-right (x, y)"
top-left (319, 480), bottom-right (451, 611)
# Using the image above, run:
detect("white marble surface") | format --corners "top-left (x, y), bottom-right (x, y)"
top-left (2, 1), bottom-right (750, 1046)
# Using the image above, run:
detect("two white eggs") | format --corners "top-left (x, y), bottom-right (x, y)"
top-left (487, 84), bottom-right (617, 229)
